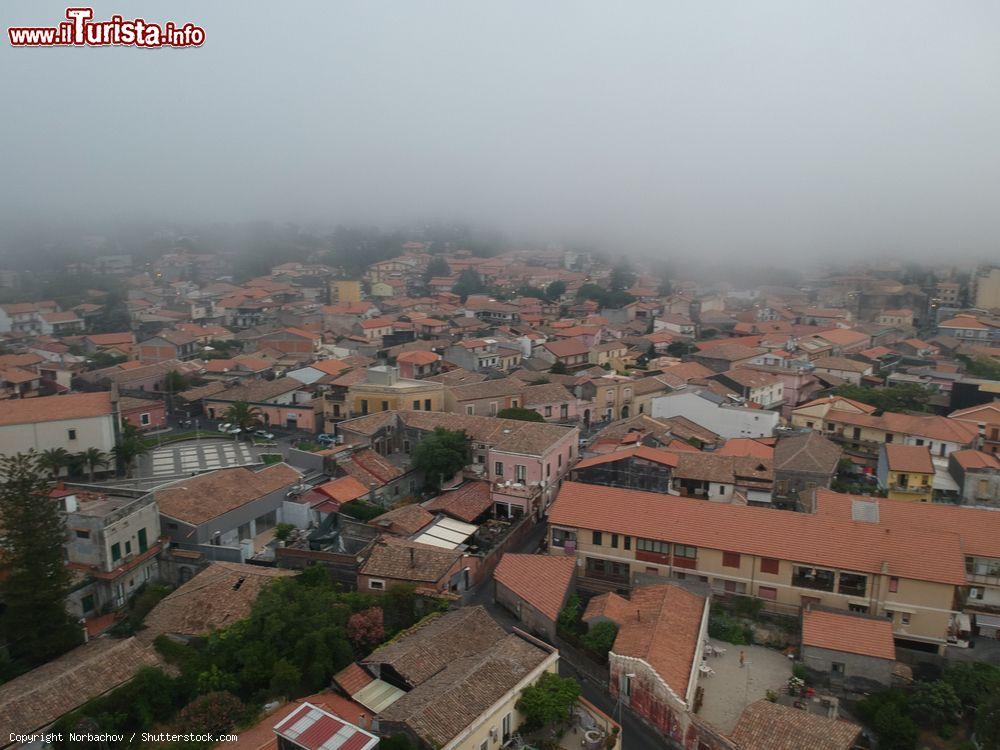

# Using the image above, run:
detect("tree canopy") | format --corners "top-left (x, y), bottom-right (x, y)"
top-left (452, 269), bottom-right (486, 300)
top-left (515, 673), bottom-right (582, 731)
top-left (0, 452), bottom-right (84, 678)
top-left (497, 407), bottom-right (545, 423)
top-left (832, 383), bottom-right (935, 413)
top-left (411, 427), bottom-right (470, 489)
top-left (576, 283), bottom-right (635, 310)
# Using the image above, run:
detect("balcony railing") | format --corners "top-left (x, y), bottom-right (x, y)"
top-left (792, 572), bottom-right (835, 592)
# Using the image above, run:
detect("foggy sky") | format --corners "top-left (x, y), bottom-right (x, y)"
top-left (2, 1), bottom-right (1000, 261)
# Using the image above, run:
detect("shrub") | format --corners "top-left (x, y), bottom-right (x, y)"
top-left (873, 703), bottom-right (918, 750)
top-left (557, 594), bottom-right (585, 637)
top-left (175, 691), bottom-right (246, 735)
top-left (348, 607), bottom-right (386, 650)
top-left (942, 661), bottom-right (1000, 710)
top-left (274, 522), bottom-right (295, 542)
top-left (582, 621), bottom-right (618, 658)
top-left (708, 611), bottom-right (748, 644)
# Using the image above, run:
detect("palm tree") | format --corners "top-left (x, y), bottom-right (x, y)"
top-left (113, 423), bottom-right (149, 478)
top-left (38, 447), bottom-right (71, 478)
top-left (79, 448), bottom-right (110, 482)
top-left (224, 401), bottom-right (263, 436)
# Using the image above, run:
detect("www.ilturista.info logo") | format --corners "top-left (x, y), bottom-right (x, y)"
top-left (8, 7), bottom-right (205, 48)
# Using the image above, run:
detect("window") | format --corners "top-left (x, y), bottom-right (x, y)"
top-left (490, 402), bottom-right (498, 416)
top-left (495, 462), bottom-right (503, 477)
top-left (111, 543), bottom-right (121, 562)
top-left (675, 545), bottom-right (697, 559)
top-left (610, 534), bottom-right (619, 549)
top-left (758, 586), bottom-right (778, 600)
top-left (124, 541), bottom-right (132, 555)
top-left (467, 405), bottom-right (475, 415)
top-left (623, 536), bottom-right (631, 550)
top-left (515, 464), bottom-right (526, 482)
top-left (361, 399), bottom-right (369, 415)
top-left (889, 576), bottom-right (899, 593)
top-left (551, 528), bottom-right (576, 548)
top-left (592, 531), bottom-right (603, 546)
top-left (761, 557), bottom-right (780, 574)
top-left (68, 428), bottom-right (77, 440)
top-left (502, 713), bottom-right (512, 742)
top-left (838, 572), bottom-right (867, 597)
top-left (900, 612), bottom-right (911, 626)
top-left (545, 406), bottom-right (553, 417)
top-left (81, 594), bottom-right (95, 613)
top-left (424, 399), bottom-right (432, 410)
top-left (381, 400), bottom-right (389, 411)
top-left (404, 440), bottom-right (411, 453)
top-left (75, 529), bottom-right (90, 539)
top-left (481, 741), bottom-right (488, 750)
top-left (140, 412), bottom-right (151, 425)
top-left (512, 399), bottom-right (519, 408)
top-left (558, 454), bottom-right (563, 468)
top-left (722, 551), bottom-right (741, 568)
top-left (792, 566), bottom-right (835, 592)
top-left (546, 463), bottom-right (551, 478)
top-left (413, 400), bottom-right (421, 410)
top-left (915, 438), bottom-right (924, 446)
top-left (885, 433), bottom-right (894, 443)
top-left (637, 538), bottom-right (669, 554)
top-left (831, 662), bottom-right (846, 675)
top-left (369, 579), bottom-right (385, 590)
top-left (561, 404), bottom-right (569, 419)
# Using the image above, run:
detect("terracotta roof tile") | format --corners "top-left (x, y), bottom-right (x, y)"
top-left (493, 554), bottom-right (576, 621)
top-left (550, 482), bottom-right (966, 585)
top-left (802, 608), bottom-right (895, 660)
top-left (731, 700), bottom-right (861, 750)
top-left (0, 391), bottom-right (112, 426)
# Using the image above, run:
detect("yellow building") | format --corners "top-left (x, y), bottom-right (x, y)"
top-left (548, 481), bottom-right (965, 653)
top-left (346, 365), bottom-right (445, 417)
top-left (330, 279), bottom-right (362, 304)
top-left (879, 444), bottom-right (934, 502)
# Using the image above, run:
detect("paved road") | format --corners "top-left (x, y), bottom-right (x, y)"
top-left (142, 437), bottom-right (259, 478)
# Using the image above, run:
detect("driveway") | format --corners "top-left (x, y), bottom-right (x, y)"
top-left (142, 437), bottom-right (259, 478)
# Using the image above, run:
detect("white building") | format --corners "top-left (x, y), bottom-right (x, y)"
top-left (0, 391), bottom-right (117, 461)
top-left (651, 389), bottom-right (779, 438)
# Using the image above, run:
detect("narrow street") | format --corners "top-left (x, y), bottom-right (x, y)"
top-left (466, 518), bottom-right (669, 750)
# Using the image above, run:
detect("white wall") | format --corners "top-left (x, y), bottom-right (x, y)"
top-left (651, 391), bottom-right (779, 438)
top-left (0, 414), bottom-right (116, 458)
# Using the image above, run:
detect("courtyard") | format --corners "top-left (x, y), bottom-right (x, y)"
top-left (694, 640), bottom-right (794, 733)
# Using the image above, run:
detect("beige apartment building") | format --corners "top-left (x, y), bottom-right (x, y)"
top-left (346, 365), bottom-right (445, 417)
top-left (548, 481), bottom-right (964, 653)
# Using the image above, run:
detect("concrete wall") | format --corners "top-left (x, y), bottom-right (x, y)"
top-left (801, 645), bottom-right (894, 686)
top-left (0, 413), bottom-right (116, 459)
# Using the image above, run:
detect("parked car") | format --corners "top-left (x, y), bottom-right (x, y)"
top-left (254, 429), bottom-right (275, 440)
top-left (217, 422), bottom-right (232, 433)
top-left (316, 433), bottom-right (338, 445)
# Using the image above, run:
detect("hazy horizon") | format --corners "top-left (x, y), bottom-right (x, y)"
top-left (2, 1), bottom-right (999, 263)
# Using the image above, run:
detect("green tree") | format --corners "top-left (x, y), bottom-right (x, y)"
top-left (666, 340), bottom-right (697, 358)
top-left (78, 447), bottom-right (110, 482)
top-left (833, 383), bottom-right (935, 413)
top-left (224, 400), bottom-right (263, 434)
top-left (497, 407), bottom-right (545, 422)
top-left (423, 256), bottom-right (451, 282)
top-left (942, 662), bottom-right (1000, 709)
top-left (515, 672), bottom-right (582, 731)
top-left (269, 659), bottom-right (302, 699)
top-left (550, 361), bottom-right (569, 375)
top-left (38, 447), bottom-right (72, 478)
top-left (452, 269), bottom-right (486, 300)
top-left (582, 621), bottom-right (618, 657)
top-left (976, 691), bottom-right (1000, 750)
top-left (0, 452), bottom-right (84, 675)
top-left (517, 285), bottom-right (548, 300)
top-left (113, 423), bottom-right (149, 478)
top-left (411, 427), bottom-right (470, 489)
top-left (174, 691), bottom-right (246, 735)
top-left (557, 594), bottom-right (584, 636)
top-left (609, 261), bottom-right (636, 291)
top-left (873, 703), bottom-right (919, 750)
top-left (909, 680), bottom-right (962, 730)
top-left (546, 280), bottom-right (567, 301)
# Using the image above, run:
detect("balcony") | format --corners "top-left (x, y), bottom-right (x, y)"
top-left (792, 567), bottom-right (835, 592)
top-left (837, 573), bottom-right (868, 598)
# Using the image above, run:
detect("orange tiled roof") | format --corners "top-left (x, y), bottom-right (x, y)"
top-left (550, 482), bottom-right (966, 585)
top-left (493, 554), bottom-right (576, 621)
top-left (0, 391), bottom-right (112, 426)
top-left (802, 608), bottom-right (895, 660)
top-left (883, 444), bottom-right (934, 474)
